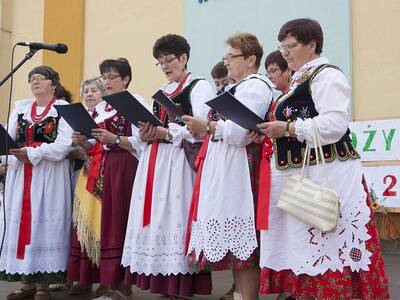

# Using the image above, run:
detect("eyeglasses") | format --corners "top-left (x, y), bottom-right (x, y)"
top-left (266, 67), bottom-right (279, 76)
top-left (221, 54), bottom-right (245, 62)
top-left (156, 56), bottom-right (178, 67)
top-left (28, 75), bottom-right (49, 83)
top-left (278, 42), bottom-right (300, 53)
top-left (99, 74), bottom-right (121, 81)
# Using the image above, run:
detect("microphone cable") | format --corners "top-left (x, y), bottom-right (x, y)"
top-left (0, 43), bottom-right (18, 258)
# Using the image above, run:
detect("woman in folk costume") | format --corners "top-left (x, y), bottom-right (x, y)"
top-left (0, 66), bottom-right (73, 300)
top-left (71, 58), bottom-right (144, 300)
top-left (121, 34), bottom-right (214, 299)
top-left (184, 33), bottom-right (273, 300)
top-left (254, 18), bottom-right (389, 299)
top-left (67, 77), bottom-right (106, 296)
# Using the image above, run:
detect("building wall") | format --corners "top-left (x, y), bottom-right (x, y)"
top-left (0, 0), bottom-right (44, 123)
top-left (83, 0), bottom-right (184, 100)
top-left (43, 0), bottom-right (85, 101)
top-left (352, 0), bottom-right (400, 120)
top-left (184, 0), bottom-right (352, 89)
top-left (0, 0), bottom-right (184, 124)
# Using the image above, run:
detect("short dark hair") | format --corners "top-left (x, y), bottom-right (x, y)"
top-left (28, 65), bottom-right (60, 87)
top-left (264, 50), bottom-right (289, 72)
top-left (278, 18), bottom-right (323, 54)
top-left (153, 34), bottom-right (190, 65)
top-left (226, 32), bottom-right (263, 69)
top-left (99, 58), bottom-right (132, 88)
top-left (211, 61), bottom-right (228, 79)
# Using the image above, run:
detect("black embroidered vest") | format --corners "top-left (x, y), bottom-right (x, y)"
top-left (273, 64), bottom-right (359, 170)
top-left (15, 114), bottom-right (59, 147)
top-left (153, 78), bottom-right (204, 127)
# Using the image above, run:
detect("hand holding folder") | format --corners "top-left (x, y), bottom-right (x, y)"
top-left (152, 90), bottom-right (183, 122)
top-left (54, 103), bottom-right (99, 139)
top-left (103, 91), bottom-right (162, 127)
top-left (206, 91), bottom-right (265, 134)
top-left (0, 124), bottom-right (19, 155)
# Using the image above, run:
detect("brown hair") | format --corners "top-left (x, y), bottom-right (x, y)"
top-left (226, 32), bottom-right (263, 69)
top-left (264, 50), bottom-right (289, 72)
top-left (211, 61), bottom-right (228, 79)
top-left (278, 18), bottom-right (323, 54)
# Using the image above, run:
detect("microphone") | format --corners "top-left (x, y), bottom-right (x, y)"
top-left (16, 42), bottom-right (68, 54)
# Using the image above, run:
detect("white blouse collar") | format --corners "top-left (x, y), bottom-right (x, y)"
top-left (293, 57), bottom-right (329, 80)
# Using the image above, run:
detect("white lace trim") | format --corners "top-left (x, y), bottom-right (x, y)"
top-left (260, 185), bottom-right (372, 276)
top-left (289, 188), bottom-right (372, 275)
top-left (0, 244), bottom-right (69, 274)
top-left (122, 247), bottom-right (196, 276)
top-left (122, 229), bottom-right (195, 276)
top-left (188, 217), bottom-right (257, 262)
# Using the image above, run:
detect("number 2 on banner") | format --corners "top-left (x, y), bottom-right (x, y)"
top-left (383, 175), bottom-right (397, 197)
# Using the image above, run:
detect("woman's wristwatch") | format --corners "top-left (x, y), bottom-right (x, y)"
top-left (114, 134), bottom-right (121, 145)
top-left (284, 121), bottom-right (291, 137)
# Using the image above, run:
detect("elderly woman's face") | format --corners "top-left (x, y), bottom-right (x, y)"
top-left (157, 53), bottom-right (187, 83)
top-left (100, 68), bottom-right (129, 95)
top-left (82, 82), bottom-right (103, 112)
top-left (29, 73), bottom-right (54, 99)
top-left (279, 35), bottom-right (316, 72)
top-left (223, 45), bottom-right (251, 82)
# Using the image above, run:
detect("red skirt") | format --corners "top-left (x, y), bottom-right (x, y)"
top-left (67, 230), bottom-right (99, 283)
top-left (99, 150), bottom-right (138, 285)
top-left (135, 271), bottom-right (212, 297)
top-left (260, 179), bottom-right (390, 299)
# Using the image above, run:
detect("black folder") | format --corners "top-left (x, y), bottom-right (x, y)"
top-left (103, 91), bottom-right (162, 127)
top-left (206, 91), bottom-right (264, 134)
top-left (54, 103), bottom-right (98, 139)
top-left (152, 90), bottom-right (183, 117)
top-left (0, 124), bottom-right (19, 155)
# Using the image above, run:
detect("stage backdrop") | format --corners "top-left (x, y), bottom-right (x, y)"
top-left (184, 0), bottom-right (352, 91)
top-left (350, 119), bottom-right (400, 210)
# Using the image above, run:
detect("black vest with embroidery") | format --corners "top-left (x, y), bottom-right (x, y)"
top-left (15, 114), bottom-right (60, 147)
top-left (153, 78), bottom-right (203, 127)
top-left (273, 64), bottom-right (359, 170)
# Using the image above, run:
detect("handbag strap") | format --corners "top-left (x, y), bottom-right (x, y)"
top-left (312, 118), bottom-right (326, 166)
top-left (300, 118), bottom-right (322, 180)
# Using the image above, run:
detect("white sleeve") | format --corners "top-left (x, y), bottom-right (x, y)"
top-left (294, 68), bottom-right (351, 146)
top-left (127, 94), bottom-right (151, 158)
top-left (1, 108), bottom-right (19, 168)
top-left (170, 79), bottom-right (214, 146)
top-left (128, 124), bottom-right (146, 159)
top-left (27, 116), bottom-right (73, 166)
top-left (214, 79), bottom-right (272, 146)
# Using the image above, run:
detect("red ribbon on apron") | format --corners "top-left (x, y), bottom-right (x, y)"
top-left (256, 137), bottom-right (273, 230)
top-left (141, 72), bottom-right (191, 227)
top-left (17, 127), bottom-right (42, 259)
top-left (185, 134), bottom-right (210, 254)
top-left (142, 140), bottom-right (159, 227)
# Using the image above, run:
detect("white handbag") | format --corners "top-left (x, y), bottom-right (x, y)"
top-left (277, 119), bottom-right (340, 232)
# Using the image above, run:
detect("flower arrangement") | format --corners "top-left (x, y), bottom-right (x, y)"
top-left (369, 185), bottom-right (387, 213)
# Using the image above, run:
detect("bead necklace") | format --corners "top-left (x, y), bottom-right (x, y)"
top-left (31, 98), bottom-right (55, 123)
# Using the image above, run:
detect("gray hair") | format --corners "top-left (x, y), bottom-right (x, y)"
top-left (79, 77), bottom-right (106, 97)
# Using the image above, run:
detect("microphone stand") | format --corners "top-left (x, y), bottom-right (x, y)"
top-left (0, 48), bottom-right (38, 88)
top-left (0, 47), bottom-right (37, 259)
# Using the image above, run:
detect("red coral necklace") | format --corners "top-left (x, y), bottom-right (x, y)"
top-left (31, 98), bottom-right (55, 123)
